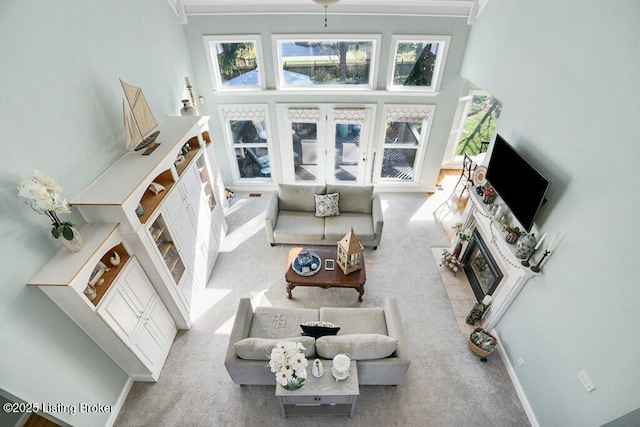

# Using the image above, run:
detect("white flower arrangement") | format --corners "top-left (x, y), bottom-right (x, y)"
top-left (17, 170), bottom-right (75, 240)
top-left (269, 341), bottom-right (308, 389)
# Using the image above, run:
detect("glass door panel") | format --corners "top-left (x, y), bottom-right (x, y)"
top-left (149, 214), bottom-right (185, 285)
top-left (380, 121), bottom-right (421, 180)
top-left (333, 123), bottom-right (361, 182)
top-left (291, 122), bottom-right (318, 181)
top-left (196, 155), bottom-right (216, 211)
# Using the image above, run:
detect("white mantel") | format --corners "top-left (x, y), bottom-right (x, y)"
top-left (457, 190), bottom-right (538, 330)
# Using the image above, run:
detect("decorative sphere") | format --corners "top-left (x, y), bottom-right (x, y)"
top-left (311, 263), bottom-right (318, 270)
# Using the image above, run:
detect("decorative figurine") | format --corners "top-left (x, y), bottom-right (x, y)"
top-left (312, 359), bottom-right (324, 378)
top-left (109, 251), bottom-right (121, 267)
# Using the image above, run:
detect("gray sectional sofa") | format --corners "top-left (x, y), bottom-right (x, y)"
top-left (225, 298), bottom-right (410, 386)
top-left (264, 184), bottom-right (384, 248)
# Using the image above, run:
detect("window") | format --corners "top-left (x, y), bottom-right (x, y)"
top-left (204, 35), bottom-right (265, 90)
top-left (273, 35), bottom-right (380, 89)
top-left (387, 35), bottom-right (450, 92)
top-left (375, 105), bottom-right (435, 182)
top-left (218, 105), bottom-right (273, 183)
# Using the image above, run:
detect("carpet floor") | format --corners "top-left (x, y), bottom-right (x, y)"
top-left (115, 191), bottom-right (529, 427)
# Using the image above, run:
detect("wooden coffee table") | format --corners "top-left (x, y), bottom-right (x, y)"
top-left (285, 247), bottom-right (366, 301)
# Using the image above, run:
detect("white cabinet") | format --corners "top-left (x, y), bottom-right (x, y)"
top-left (97, 257), bottom-right (176, 372)
top-left (72, 116), bottom-right (228, 328)
top-left (28, 224), bottom-right (177, 382)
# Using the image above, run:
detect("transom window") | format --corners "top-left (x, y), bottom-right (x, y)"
top-left (273, 35), bottom-right (380, 90)
top-left (387, 35), bottom-right (450, 92)
top-left (204, 35), bottom-right (265, 90)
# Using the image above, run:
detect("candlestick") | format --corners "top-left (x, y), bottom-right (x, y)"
top-left (535, 232), bottom-right (546, 250)
top-left (531, 249), bottom-right (550, 273)
top-left (521, 247), bottom-right (537, 267)
top-left (185, 76), bottom-right (191, 87)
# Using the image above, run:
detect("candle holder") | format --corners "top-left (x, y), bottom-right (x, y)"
top-left (521, 248), bottom-right (537, 267)
top-left (531, 250), bottom-right (550, 273)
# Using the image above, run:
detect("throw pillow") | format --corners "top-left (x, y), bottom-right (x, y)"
top-left (315, 334), bottom-right (398, 360)
top-left (234, 336), bottom-right (316, 360)
top-left (314, 193), bottom-right (340, 217)
top-left (300, 321), bottom-right (340, 338)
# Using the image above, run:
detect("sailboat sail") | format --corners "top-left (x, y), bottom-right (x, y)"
top-left (120, 79), bottom-right (160, 154)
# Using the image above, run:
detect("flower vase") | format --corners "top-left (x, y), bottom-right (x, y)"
top-left (452, 242), bottom-right (463, 258)
top-left (282, 376), bottom-right (305, 391)
top-left (57, 227), bottom-right (84, 252)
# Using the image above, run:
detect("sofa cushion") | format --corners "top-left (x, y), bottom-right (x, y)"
top-left (301, 321), bottom-right (340, 338)
top-left (315, 334), bottom-right (398, 360)
top-left (279, 184), bottom-right (326, 212)
top-left (324, 213), bottom-right (375, 243)
top-left (274, 211), bottom-right (325, 242)
top-left (320, 307), bottom-right (387, 335)
top-left (235, 336), bottom-right (316, 360)
top-left (326, 185), bottom-right (373, 214)
top-left (249, 306), bottom-right (319, 339)
top-left (314, 193), bottom-right (340, 217)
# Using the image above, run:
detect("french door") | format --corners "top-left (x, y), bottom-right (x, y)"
top-left (277, 105), bottom-right (375, 185)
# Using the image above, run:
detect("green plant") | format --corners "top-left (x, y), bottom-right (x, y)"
top-left (453, 223), bottom-right (475, 243)
top-left (505, 226), bottom-right (524, 236)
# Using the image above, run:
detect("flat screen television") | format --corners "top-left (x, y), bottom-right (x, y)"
top-left (485, 135), bottom-right (550, 232)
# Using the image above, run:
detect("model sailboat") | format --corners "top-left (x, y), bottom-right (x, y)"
top-left (120, 79), bottom-right (160, 155)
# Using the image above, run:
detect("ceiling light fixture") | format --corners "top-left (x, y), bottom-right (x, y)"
top-left (312, 0), bottom-right (340, 27)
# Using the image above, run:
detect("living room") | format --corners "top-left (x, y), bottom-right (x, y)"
top-left (1, 1), bottom-right (637, 426)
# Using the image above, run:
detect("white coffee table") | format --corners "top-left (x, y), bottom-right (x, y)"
top-left (276, 360), bottom-right (359, 417)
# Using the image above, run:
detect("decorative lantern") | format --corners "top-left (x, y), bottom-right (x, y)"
top-left (337, 227), bottom-right (364, 275)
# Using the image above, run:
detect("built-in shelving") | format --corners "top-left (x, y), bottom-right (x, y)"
top-left (175, 137), bottom-right (201, 177)
top-left (91, 243), bottom-right (131, 306)
top-left (138, 170), bottom-right (175, 224)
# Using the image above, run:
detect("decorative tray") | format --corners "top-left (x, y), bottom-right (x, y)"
top-left (292, 252), bottom-right (321, 276)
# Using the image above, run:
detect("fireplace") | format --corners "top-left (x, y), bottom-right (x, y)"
top-left (462, 230), bottom-right (504, 301)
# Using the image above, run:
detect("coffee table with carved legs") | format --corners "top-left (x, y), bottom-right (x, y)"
top-left (285, 247), bottom-right (366, 302)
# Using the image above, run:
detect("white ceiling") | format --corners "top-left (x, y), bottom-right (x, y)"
top-left (175, 0), bottom-right (476, 18)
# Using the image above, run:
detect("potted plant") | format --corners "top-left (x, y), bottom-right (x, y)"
top-left (17, 170), bottom-right (84, 252)
top-left (504, 226), bottom-right (523, 244)
top-left (269, 341), bottom-right (308, 390)
top-left (482, 186), bottom-right (496, 204)
top-left (452, 223), bottom-right (475, 257)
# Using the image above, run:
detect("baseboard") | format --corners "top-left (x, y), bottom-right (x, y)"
top-left (492, 330), bottom-right (540, 427)
top-left (106, 378), bottom-right (133, 427)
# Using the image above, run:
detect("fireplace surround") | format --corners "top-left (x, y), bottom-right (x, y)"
top-left (454, 189), bottom-right (538, 330)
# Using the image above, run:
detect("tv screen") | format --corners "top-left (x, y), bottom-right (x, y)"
top-left (485, 135), bottom-right (550, 232)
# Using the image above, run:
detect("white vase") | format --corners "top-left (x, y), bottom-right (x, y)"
top-left (57, 227), bottom-right (84, 252)
top-left (180, 99), bottom-right (196, 116)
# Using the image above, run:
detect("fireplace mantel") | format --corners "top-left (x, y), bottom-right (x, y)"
top-left (454, 190), bottom-right (538, 330)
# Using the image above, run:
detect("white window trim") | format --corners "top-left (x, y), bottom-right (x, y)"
top-left (272, 34), bottom-right (381, 91)
top-left (203, 35), bottom-right (266, 91)
top-left (374, 104), bottom-right (436, 184)
top-left (386, 35), bottom-right (451, 92)
top-left (217, 104), bottom-right (276, 184)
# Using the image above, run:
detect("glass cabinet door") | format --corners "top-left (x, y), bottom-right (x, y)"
top-left (196, 155), bottom-right (216, 211)
top-left (149, 214), bottom-right (185, 285)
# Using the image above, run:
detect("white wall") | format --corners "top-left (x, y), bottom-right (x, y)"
top-left (181, 14), bottom-right (471, 190)
top-left (0, 1), bottom-right (193, 425)
top-left (461, 1), bottom-right (639, 425)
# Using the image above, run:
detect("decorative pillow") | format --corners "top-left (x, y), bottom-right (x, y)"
top-left (315, 334), bottom-right (398, 360)
top-left (234, 336), bottom-right (316, 360)
top-left (314, 193), bottom-right (340, 217)
top-left (300, 321), bottom-right (340, 338)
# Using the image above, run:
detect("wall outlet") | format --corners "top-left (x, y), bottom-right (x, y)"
top-left (577, 370), bottom-right (596, 392)
top-left (517, 358), bottom-right (525, 366)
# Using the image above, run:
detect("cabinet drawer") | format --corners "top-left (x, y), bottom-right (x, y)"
top-left (283, 395), bottom-right (352, 405)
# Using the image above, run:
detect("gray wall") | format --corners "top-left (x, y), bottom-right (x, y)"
top-left (461, 1), bottom-right (639, 425)
top-left (0, 0), bottom-right (194, 425)
top-left (182, 14), bottom-right (471, 190)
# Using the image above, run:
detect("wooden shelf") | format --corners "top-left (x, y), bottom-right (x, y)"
top-left (138, 170), bottom-right (175, 224)
top-left (175, 137), bottom-right (200, 177)
top-left (202, 130), bottom-right (211, 146)
top-left (91, 243), bottom-right (131, 307)
top-left (159, 242), bottom-right (172, 258)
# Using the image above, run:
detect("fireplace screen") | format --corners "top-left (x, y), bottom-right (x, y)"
top-left (462, 230), bottom-right (504, 301)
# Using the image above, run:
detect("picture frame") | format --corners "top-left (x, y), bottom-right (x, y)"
top-left (88, 261), bottom-right (108, 286)
top-left (325, 259), bottom-right (335, 271)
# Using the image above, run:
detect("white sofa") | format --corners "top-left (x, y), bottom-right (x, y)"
top-left (225, 298), bottom-right (410, 386)
top-left (264, 184), bottom-right (384, 249)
